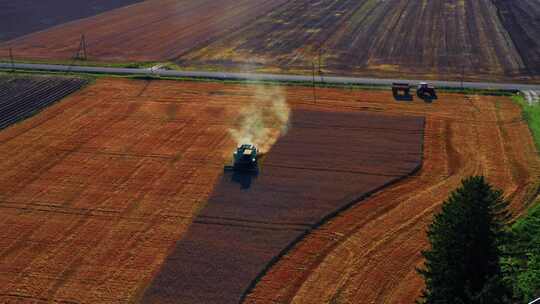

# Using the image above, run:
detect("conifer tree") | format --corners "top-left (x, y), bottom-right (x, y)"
top-left (418, 176), bottom-right (512, 304)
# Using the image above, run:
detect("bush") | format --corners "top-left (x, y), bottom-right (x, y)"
top-left (503, 202), bottom-right (540, 302)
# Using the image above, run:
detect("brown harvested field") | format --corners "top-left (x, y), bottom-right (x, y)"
top-left (245, 87), bottom-right (540, 303)
top-left (142, 110), bottom-right (424, 304)
top-left (0, 78), bottom-right (244, 303)
top-left (0, 0), bottom-right (288, 61)
top-left (1, 0), bottom-right (539, 81)
top-left (0, 77), bottom-right (538, 303)
top-left (0, 0), bottom-right (143, 42)
top-left (182, 0), bottom-right (536, 80)
top-left (492, 0), bottom-right (540, 75)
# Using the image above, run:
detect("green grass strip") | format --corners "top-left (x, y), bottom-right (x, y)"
top-left (513, 95), bottom-right (540, 152)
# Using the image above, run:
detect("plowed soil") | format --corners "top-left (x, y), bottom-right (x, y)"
top-left (0, 78), bottom-right (538, 304)
top-left (1, 0), bottom-right (539, 81)
top-left (0, 75), bottom-right (88, 129)
top-left (142, 110), bottom-right (424, 304)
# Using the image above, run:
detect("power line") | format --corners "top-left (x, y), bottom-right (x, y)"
top-left (68, 34), bottom-right (87, 74)
top-left (318, 47), bottom-right (324, 83)
top-left (312, 60), bottom-right (317, 104)
top-left (74, 34), bottom-right (87, 61)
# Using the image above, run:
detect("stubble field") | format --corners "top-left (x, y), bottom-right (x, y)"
top-left (0, 77), bottom-right (538, 303)
top-left (0, 0), bottom-right (143, 42)
top-left (245, 83), bottom-right (540, 304)
top-left (1, 0), bottom-right (538, 81)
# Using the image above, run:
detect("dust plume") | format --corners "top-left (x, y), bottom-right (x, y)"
top-left (229, 85), bottom-right (290, 153)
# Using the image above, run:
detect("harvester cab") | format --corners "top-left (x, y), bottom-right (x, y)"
top-left (225, 144), bottom-right (259, 172)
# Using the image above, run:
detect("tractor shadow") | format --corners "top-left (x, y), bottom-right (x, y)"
top-left (226, 170), bottom-right (258, 189)
top-left (417, 94), bottom-right (438, 103)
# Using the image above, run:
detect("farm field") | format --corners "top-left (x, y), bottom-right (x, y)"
top-left (492, 0), bottom-right (540, 76)
top-left (0, 77), bottom-right (538, 303)
top-left (142, 110), bottom-right (424, 303)
top-left (0, 75), bottom-right (88, 129)
top-left (0, 0), bottom-right (288, 62)
top-left (1, 0), bottom-right (539, 81)
top-left (183, 0), bottom-right (536, 80)
top-left (245, 86), bottom-right (540, 303)
top-left (0, 0), bottom-right (143, 42)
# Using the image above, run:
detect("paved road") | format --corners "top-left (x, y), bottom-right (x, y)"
top-left (2, 62), bottom-right (540, 91)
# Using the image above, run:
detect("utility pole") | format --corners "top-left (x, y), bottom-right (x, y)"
top-left (312, 61), bottom-right (317, 104)
top-left (318, 47), bottom-right (324, 83)
top-left (461, 64), bottom-right (465, 89)
top-left (82, 34), bottom-right (87, 60)
top-left (9, 48), bottom-right (14, 72)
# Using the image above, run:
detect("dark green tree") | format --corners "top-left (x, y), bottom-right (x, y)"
top-left (417, 176), bottom-right (512, 304)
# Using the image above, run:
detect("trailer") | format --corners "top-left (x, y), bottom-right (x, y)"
top-left (392, 82), bottom-right (412, 100)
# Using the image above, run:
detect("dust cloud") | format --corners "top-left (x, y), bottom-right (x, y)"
top-left (229, 85), bottom-right (291, 153)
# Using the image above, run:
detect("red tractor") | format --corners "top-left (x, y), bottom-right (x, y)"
top-left (416, 82), bottom-right (437, 100)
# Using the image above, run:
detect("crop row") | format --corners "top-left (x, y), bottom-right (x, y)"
top-left (0, 76), bottom-right (88, 129)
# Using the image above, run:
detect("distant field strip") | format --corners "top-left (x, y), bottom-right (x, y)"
top-left (0, 76), bottom-right (88, 129)
top-left (184, 0), bottom-right (532, 78)
top-left (492, 0), bottom-right (540, 75)
top-left (1, 0), bottom-right (538, 81)
top-left (0, 0), bottom-right (288, 61)
top-left (0, 0), bottom-right (144, 42)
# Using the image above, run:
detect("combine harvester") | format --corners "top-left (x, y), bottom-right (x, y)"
top-left (224, 144), bottom-right (259, 172)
